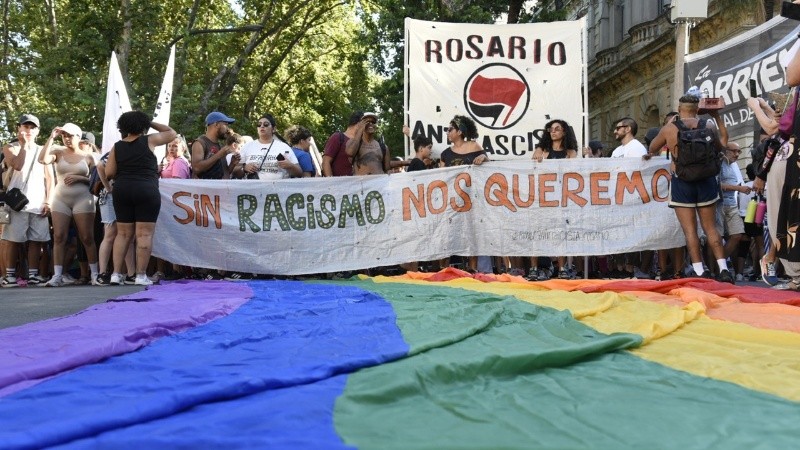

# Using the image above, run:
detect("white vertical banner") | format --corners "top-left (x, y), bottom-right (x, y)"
top-left (151, 45), bottom-right (176, 164)
top-left (101, 51), bottom-right (132, 154)
top-left (405, 18), bottom-right (586, 160)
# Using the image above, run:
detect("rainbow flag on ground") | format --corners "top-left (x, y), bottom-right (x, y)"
top-left (2, 271), bottom-right (800, 448)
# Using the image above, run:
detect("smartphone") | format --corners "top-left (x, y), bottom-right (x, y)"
top-left (749, 79), bottom-right (758, 98)
top-left (781, 1), bottom-right (800, 21)
top-left (276, 152), bottom-right (286, 161)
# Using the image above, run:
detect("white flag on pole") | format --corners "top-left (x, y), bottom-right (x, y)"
top-left (151, 45), bottom-right (176, 164)
top-left (101, 51), bottom-right (132, 154)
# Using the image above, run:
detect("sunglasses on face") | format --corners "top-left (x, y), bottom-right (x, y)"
top-left (615, 125), bottom-right (628, 130)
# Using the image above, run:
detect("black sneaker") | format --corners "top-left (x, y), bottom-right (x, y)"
top-left (123, 275), bottom-right (136, 285)
top-left (95, 272), bottom-right (111, 286)
top-left (205, 272), bottom-right (224, 281)
top-left (716, 269), bottom-right (735, 284)
top-left (697, 270), bottom-right (713, 279)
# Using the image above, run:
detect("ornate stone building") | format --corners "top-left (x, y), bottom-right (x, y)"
top-left (534, 0), bottom-right (774, 153)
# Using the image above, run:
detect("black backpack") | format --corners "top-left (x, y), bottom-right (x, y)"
top-left (674, 119), bottom-right (721, 181)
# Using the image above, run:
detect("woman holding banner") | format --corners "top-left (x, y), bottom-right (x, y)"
top-left (440, 115), bottom-right (490, 273)
top-left (529, 119), bottom-right (578, 281)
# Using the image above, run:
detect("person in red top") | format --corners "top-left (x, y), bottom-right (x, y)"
top-left (322, 111), bottom-right (363, 177)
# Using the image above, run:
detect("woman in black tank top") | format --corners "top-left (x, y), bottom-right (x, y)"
top-left (528, 119), bottom-right (578, 281)
top-left (532, 119), bottom-right (578, 161)
top-left (105, 111), bottom-right (176, 286)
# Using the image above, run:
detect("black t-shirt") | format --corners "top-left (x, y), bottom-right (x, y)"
top-left (440, 148), bottom-right (486, 167)
top-left (407, 157), bottom-right (427, 172)
top-left (545, 148), bottom-right (569, 159)
top-left (114, 135), bottom-right (158, 183)
top-left (196, 135), bottom-right (225, 180)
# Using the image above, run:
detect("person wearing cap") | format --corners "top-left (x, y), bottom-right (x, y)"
top-left (1, 114), bottom-right (54, 288)
top-left (648, 92), bottom-right (733, 283)
top-left (39, 121), bottom-right (100, 287)
top-left (191, 111), bottom-right (237, 180)
top-left (345, 112), bottom-right (391, 175)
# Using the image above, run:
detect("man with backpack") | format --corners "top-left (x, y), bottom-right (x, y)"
top-left (647, 93), bottom-right (734, 283)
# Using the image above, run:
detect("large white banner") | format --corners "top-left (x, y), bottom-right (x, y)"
top-left (151, 45), bottom-right (176, 164)
top-left (153, 159), bottom-right (683, 275)
top-left (101, 52), bottom-right (132, 154)
top-left (404, 18), bottom-right (586, 160)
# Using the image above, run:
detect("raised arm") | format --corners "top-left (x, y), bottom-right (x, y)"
top-left (747, 97), bottom-right (779, 136)
top-left (39, 127), bottom-right (64, 165)
top-left (147, 122), bottom-right (177, 149)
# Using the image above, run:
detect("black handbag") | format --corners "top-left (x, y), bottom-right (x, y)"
top-left (4, 187), bottom-right (28, 212)
top-left (5, 146), bottom-right (39, 211)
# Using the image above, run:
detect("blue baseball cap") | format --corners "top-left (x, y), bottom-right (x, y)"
top-left (205, 111), bottom-right (235, 126)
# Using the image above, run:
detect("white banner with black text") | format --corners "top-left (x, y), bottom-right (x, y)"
top-left (404, 18), bottom-right (586, 160)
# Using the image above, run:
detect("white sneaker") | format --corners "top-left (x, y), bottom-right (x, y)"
top-left (45, 276), bottom-right (64, 287)
top-left (61, 274), bottom-right (77, 285)
top-left (110, 273), bottom-right (123, 285)
top-left (134, 275), bottom-right (153, 286)
top-left (1, 275), bottom-right (19, 288)
top-left (91, 274), bottom-right (102, 286)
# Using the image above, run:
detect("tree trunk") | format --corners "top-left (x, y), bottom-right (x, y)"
top-left (507, 0), bottom-right (523, 24)
top-left (1, 0), bottom-right (15, 110)
top-left (115, 0), bottom-right (134, 101)
top-left (43, 0), bottom-right (58, 46)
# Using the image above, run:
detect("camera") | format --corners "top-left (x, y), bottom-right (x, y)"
top-left (781, 1), bottom-right (800, 21)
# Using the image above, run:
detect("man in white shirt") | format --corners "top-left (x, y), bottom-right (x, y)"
top-left (609, 117), bottom-right (649, 278)
top-left (610, 117), bottom-right (647, 158)
top-left (1, 114), bottom-right (54, 287)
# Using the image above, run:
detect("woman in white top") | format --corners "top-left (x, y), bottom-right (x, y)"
top-left (233, 113), bottom-right (301, 180)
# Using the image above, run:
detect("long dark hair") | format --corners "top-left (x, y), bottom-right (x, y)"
top-left (538, 119), bottom-right (577, 152)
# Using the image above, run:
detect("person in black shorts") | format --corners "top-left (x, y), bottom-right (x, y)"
top-left (104, 111), bottom-right (176, 286)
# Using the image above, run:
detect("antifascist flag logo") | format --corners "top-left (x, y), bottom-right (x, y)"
top-left (464, 63), bottom-right (530, 130)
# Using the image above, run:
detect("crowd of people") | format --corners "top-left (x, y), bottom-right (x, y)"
top-left (3, 43), bottom-right (800, 288)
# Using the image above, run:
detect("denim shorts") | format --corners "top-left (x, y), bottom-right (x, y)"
top-left (669, 174), bottom-right (719, 208)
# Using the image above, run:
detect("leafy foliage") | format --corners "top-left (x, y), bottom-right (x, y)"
top-left (0, 0), bottom-right (371, 148)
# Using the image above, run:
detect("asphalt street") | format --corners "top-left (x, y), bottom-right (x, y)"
top-left (0, 285), bottom-right (145, 329)
top-left (0, 276), bottom-right (772, 330)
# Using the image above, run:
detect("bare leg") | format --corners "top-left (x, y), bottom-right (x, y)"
top-left (134, 222), bottom-right (156, 276)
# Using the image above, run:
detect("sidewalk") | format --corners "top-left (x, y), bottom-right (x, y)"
top-left (0, 285), bottom-right (145, 329)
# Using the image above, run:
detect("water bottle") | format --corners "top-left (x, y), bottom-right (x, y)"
top-left (755, 195), bottom-right (767, 225)
top-left (744, 196), bottom-right (758, 223)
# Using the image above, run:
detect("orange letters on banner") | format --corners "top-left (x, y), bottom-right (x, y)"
top-left (172, 191), bottom-right (222, 229)
top-left (538, 173), bottom-right (558, 207)
top-left (652, 169), bottom-right (670, 202)
top-left (402, 173), bottom-right (473, 221)
top-left (512, 174), bottom-right (535, 207)
top-left (615, 172), bottom-right (649, 205)
top-left (561, 172), bottom-right (587, 207)
top-left (589, 172), bottom-right (611, 205)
